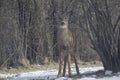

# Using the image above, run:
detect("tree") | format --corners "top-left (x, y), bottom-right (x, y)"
top-left (0, 0), bottom-right (102, 68)
top-left (82, 0), bottom-right (120, 72)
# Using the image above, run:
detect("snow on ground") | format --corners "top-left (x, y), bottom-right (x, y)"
top-left (0, 67), bottom-right (120, 80)
top-left (0, 73), bottom-right (16, 79)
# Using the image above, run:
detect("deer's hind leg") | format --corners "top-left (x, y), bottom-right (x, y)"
top-left (68, 53), bottom-right (72, 77)
top-left (73, 55), bottom-right (80, 75)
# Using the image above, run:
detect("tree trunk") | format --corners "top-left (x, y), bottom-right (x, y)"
top-left (82, 0), bottom-right (120, 73)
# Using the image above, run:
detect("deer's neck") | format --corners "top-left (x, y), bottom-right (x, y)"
top-left (60, 27), bottom-right (69, 33)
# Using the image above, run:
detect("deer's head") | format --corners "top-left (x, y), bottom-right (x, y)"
top-left (59, 15), bottom-right (69, 29)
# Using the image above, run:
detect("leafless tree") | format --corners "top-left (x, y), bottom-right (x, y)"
top-left (82, 0), bottom-right (120, 72)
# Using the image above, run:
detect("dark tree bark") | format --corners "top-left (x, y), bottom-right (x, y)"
top-left (0, 0), bottom-right (114, 68)
top-left (82, 0), bottom-right (120, 73)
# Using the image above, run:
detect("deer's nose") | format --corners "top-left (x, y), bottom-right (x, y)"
top-left (61, 22), bottom-right (65, 25)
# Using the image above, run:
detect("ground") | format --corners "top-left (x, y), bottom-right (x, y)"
top-left (0, 62), bottom-right (120, 80)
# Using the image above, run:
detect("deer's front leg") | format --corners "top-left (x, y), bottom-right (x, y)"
top-left (57, 52), bottom-right (63, 77)
top-left (62, 55), bottom-right (67, 76)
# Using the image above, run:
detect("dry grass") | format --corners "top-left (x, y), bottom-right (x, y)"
top-left (0, 63), bottom-right (58, 74)
top-left (0, 78), bottom-right (5, 80)
top-left (0, 61), bottom-right (102, 74)
top-left (77, 61), bottom-right (102, 67)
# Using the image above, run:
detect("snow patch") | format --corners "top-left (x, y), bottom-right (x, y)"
top-left (0, 67), bottom-right (120, 80)
top-left (117, 72), bottom-right (120, 75)
top-left (105, 70), bottom-right (112, 75)
top-left (77, 77), bottom-right (96, 80)
top-left (0, 73), bottom-right (16, 79)
top-left (55, 77), bottom-right (72, 80)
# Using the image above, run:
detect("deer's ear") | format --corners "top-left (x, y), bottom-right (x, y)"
top-left (59, 15), bottom-right (63, 20)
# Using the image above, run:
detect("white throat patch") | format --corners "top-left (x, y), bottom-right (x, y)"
top-left (60, 25), bottom-right (67, 29)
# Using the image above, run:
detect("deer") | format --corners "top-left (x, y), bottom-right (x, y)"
top-left (57, 15), bottom-right (80, 77)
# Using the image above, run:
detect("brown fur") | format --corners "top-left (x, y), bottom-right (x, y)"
top-left (57, 16), bottom-right (80, 77)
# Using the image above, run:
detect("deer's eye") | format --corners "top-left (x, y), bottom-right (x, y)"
top-left (61, 22), bottom-right (65, 25)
